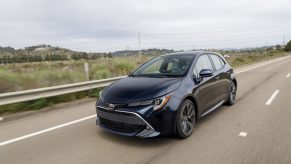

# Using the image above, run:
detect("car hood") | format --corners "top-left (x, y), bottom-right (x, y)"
top-left (102, 77), bottom-right (182, 104)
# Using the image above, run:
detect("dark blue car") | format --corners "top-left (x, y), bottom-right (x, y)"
top-left (96, 51), bottom-right (237, 138)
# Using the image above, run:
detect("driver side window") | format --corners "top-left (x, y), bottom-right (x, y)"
top-left (193, 55), bottom-right (214, 77)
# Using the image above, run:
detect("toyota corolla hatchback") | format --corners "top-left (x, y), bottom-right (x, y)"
top-left (96, 51), bottom-right (237, 138)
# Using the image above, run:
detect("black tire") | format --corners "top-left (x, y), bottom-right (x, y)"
top-left (176, 99), bottom-right (196, 138)
top-left (225, 81), bottom-right (237, 106)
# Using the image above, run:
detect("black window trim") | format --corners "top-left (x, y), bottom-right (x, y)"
top-left (219, 56), bottom-right (226, 66)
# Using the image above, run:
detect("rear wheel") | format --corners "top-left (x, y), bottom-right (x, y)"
top-left (176, 100), bottom-right (196, 138)
top-left (226, 81), bottom-right (237, 106)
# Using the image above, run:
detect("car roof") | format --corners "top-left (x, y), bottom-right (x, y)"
top-left (161, 51), bottom-right (220, 57)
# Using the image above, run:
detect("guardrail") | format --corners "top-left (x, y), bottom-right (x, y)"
top-left (0, 76), bottom-right (126, 106)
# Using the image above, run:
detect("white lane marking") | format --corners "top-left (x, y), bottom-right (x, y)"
top-left (1, 56), bottom-right (290, 147)
top-left (234, 56), bottom-right (290, 75)
top-left (265, 90), bottom-right (280, 106)
top-left (287, 73), bottom-right (290, 78)
top-left (239, 131), bottom-right (247, 137)
top-left (0, 114), bottom-right (96, 147)
top-left (0, 117), bottom-right (3, 121)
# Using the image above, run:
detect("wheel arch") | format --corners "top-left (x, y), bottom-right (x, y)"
top-left (183, 96), bottom-right (199, 120)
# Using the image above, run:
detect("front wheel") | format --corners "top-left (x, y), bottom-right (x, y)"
top-left (226, 81), bottom-right (237, 106)
top-left (176, 100), bottom-right (196, 138)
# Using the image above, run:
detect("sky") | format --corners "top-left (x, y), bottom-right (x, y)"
top-left (0, 0), bottom-right (291, 52)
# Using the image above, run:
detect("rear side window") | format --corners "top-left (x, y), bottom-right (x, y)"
top-left (193, 55), bottom-right (213, 77)
top-left (210, 54), bottom-right (223, 70)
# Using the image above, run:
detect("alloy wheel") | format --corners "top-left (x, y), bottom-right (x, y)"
top-left (230, 82), bottom-right (237, 102)
top-left (180, 102), bottom-right (195, 136)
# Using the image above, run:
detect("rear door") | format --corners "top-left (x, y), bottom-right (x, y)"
top-left (209, 54), bottom-right (230, 101)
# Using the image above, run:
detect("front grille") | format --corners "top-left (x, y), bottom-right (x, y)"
top-left (99, 118), bottom-right (146, 133)
top-left (97, 107), bottom-right (147, 134)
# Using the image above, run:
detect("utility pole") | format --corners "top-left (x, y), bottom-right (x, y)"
top-left (138, 32), bottom-right (141, 55)
top-left (283, 34), bottom-right (286, 45)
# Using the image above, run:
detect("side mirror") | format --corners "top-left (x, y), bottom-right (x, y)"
top-left (199, 69), bottom-right (213, 78)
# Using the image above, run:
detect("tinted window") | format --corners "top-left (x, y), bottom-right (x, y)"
top-left (194, 55), bottom-right (213, 77)
top-left (210, 54), bottom-right (223, 70)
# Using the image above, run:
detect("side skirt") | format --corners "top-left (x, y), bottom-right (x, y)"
top-left (201, 100), bottom-right (225, 117)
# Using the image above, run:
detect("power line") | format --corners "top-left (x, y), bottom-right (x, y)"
top-left (73, 25), bottom-right (291, 52)
top-left (142, 24), bottom-right (291, 36)
top-left (143, 34), bottom-right (287, 44)
top-left (142, 30), bottom-right (291, 40)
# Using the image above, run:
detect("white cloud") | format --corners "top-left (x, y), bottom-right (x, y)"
top-left (0, 0), bottom-right (290, 52)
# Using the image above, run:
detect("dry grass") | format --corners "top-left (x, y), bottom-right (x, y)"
top-left (0, 55), bottom-right (151, 93)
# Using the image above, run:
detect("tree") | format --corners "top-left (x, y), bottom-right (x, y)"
top-left (284, 40), bottom-right (291, 52)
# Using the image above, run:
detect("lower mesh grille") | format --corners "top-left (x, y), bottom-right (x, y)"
top-left (99, 118), bottom-right (146, 133)
top-left (97, 107), bottom-right (147, 134)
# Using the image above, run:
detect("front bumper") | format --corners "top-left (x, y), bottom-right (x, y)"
top-left (96, 95), bottom-right (181, 138)
top-left (96, 106), bottom-right (160, 138)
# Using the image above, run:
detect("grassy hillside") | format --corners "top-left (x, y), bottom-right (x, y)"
top-left (0, 45), bottom-right (174, 63)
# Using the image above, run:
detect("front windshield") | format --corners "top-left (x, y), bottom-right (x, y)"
top-left (132, 55), bottom-right (193, 77)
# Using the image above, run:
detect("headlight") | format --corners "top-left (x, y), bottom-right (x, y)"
top-left (153, 95), bottom-right (171, 111)
top-left (128, 94), bottom-right (171, 111)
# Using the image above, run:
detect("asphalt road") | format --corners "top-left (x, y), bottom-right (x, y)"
top-left (1, 56), bottom-right (291, 164)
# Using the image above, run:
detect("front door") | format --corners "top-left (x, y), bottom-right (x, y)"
top-left (193, 54), bottom-right (220, 114)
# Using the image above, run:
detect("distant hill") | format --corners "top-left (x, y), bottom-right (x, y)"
top-left (0, 44), bottom-right (105, 63)
top-left (0, 45), bottom-right (176, 63)
top-left (1, 44), bottom-right (80, 57)
top-left (0, 43), bottom-right (284, 64)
